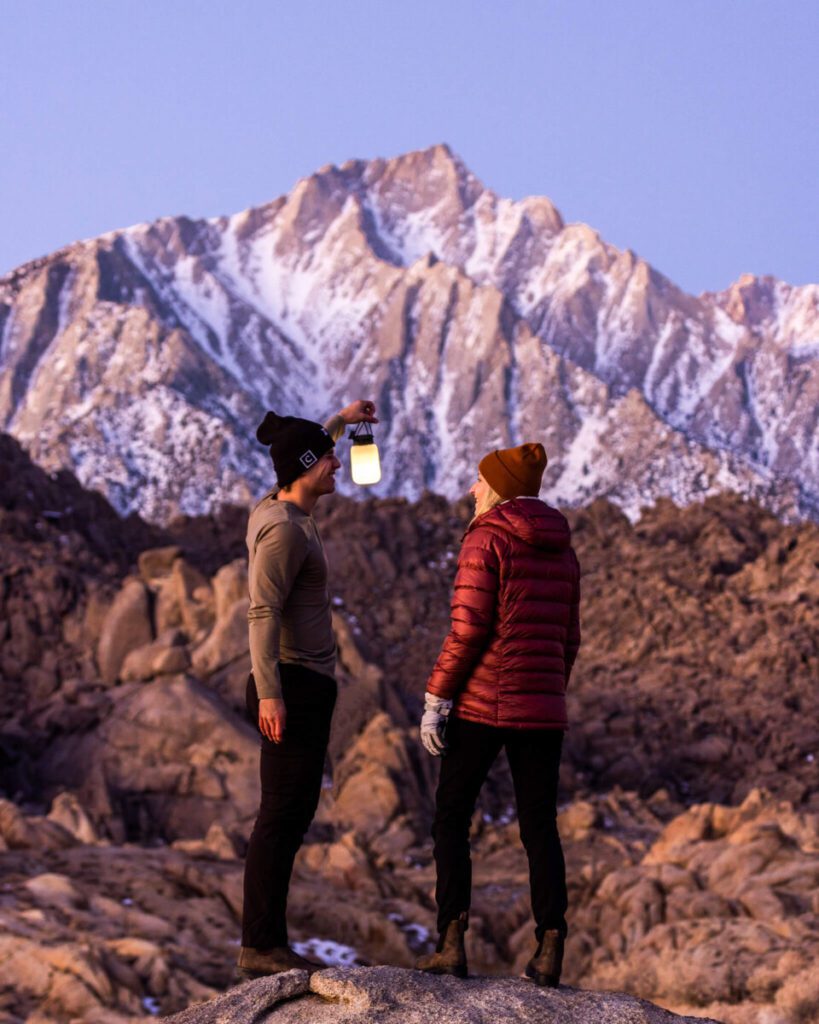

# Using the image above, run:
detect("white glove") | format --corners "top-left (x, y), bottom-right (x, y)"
top-left (420, 692), bottom-right (454, 757)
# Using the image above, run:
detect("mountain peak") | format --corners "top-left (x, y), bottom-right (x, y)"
top-left (1, 148), bottom-right (816, 524)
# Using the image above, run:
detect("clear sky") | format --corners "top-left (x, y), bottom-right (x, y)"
top-left (1, 0), bottom-right (816, 294)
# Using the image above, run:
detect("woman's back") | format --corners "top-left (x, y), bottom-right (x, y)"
top-left (427, 497), bottom-right (581, 729)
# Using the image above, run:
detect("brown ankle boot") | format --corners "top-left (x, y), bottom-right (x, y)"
top-left (415, 912), bottom-right (468, 978)
top-left (525, 930), bottom-right (564, 987)
top-left (236, 945), bottom-right (322, 980)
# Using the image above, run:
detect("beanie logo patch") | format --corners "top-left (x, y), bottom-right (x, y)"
top-left (299, 449), bottom-right (318, 469)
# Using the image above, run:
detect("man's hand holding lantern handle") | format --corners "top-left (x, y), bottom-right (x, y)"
top-left (339, 400), bottom-right (379, 425)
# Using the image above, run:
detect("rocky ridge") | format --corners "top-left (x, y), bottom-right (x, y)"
top-left (1, 438), bottom-right (818, 1023)
top-left (163, 967), bottom-right (722, 1024)
top-left (1, 145), bottom-right (817, 523)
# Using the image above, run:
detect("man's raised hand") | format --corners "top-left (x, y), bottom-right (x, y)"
top-left (339, 400), bottom-right (378, 425)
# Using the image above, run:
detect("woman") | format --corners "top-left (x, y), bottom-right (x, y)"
top-left (416, 442), bottom-right (581, 986)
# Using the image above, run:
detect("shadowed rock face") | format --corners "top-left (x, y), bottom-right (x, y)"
top-left (162, 967), bottom-right (721, 1024)
top-left (1, 437), bottom-right (817, 1023)
top-left (1, 146), bottom-right (817, 523)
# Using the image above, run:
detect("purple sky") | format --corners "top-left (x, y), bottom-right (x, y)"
top-left (1, 0), bottom-right (816, 294)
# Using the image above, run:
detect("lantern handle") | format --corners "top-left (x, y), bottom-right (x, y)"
top-left (349, 421), bottom-right (375, 442)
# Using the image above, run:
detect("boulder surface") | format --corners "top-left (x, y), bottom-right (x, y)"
top-left (163, 967), bottom-right (720, 1024)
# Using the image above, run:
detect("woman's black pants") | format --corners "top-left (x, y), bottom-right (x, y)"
top-left (241, 665), bottom-right (336, 949)
top-left (433, 716), bottom-right (567, 941)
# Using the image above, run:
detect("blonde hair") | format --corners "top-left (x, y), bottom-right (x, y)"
top-left (472, 482), bottom-right (505, 522)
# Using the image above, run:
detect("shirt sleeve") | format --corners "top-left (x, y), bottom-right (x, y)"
top-left (426, 527), bottom-right (502, 700)
top-left (324, 414), bottom-right (346, 443)
top-left (247, 520), bottom-right (309, 699)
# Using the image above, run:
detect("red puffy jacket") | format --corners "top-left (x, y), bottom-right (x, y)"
top-left (426, 498), bottom-right (581, 729)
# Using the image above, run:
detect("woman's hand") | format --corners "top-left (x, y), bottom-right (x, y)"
top-left (420, 692), bottom-right (454, 756)
top-left (339, 400), bottom-right (378, 425)
top-left (259, 697), bottom-right (286, 743)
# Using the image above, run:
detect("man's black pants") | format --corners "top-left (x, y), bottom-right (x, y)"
top-left (242, 665), bottom-right (336, 949)
top-left (433, 716), bottom-right (567, 941)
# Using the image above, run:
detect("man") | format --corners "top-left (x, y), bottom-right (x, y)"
top-left (237, 399), bottom-right (378, 980)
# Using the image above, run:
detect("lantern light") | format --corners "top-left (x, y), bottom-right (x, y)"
top-left (349, 421), bottom-right (382, 486)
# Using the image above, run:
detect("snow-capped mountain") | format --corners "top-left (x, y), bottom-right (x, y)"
top-left (1, 144), bottom-right (817, 523)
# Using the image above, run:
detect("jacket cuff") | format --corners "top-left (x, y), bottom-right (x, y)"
top-left (424, 692), bottom-right (453, 716)
top-left (426, 677), bottom-right (458, 702)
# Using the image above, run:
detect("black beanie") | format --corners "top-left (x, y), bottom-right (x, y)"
top-left (256, 411), bottom-right (335, 488)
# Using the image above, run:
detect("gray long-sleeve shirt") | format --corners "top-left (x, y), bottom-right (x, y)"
top-left (246, 415), bottom-right (345, 700)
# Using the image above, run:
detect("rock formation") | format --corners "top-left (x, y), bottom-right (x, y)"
top-left (2, 784), bottom-right (816, 1023)
top-left (1, 437), bottom-right (817, 1023)
top-left (1, 146), bottom-right (816, 523)
top-left (162, 967), bottom-right (722, 1024)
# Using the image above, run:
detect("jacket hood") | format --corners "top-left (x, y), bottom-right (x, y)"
top-left (471, 497), bottom-right (571, 551)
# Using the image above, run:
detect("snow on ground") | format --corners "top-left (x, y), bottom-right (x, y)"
top-left (387, 913), bottom-right (431, 953)
top-left (55, 268), bottom-right (77, 338)
top-left (643, 312), bottom-right (685, 399)
top-left (292, 938), bottom-right (362, 967)
top-left (369, 195), bottom-right (452, 268)
top-left (464, 193), bottom-right (524, 282)
top-left (679, 308), bottom-right (746, 419)
top-left (788, 339), bottom-right (819, 361)
top-left (551, 410), bottom-right (611, 494)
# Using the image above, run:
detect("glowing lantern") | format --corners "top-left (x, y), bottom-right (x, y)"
top-left (349, 422), bottom-right (382, 486)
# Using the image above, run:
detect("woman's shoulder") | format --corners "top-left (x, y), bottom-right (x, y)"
top-left (462, 517), bottom-right (511, 561)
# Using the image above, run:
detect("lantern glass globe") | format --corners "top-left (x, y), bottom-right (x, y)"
top-left (351, 442), bottom-right (381, 485)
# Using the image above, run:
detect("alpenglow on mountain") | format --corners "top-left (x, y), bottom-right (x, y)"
top-left (1, 144), bottom-right (817, 523)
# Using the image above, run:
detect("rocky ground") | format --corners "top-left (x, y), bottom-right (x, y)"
top-left (163, 966), bottom-right (724, 1024)
top-left (1, 432), bottom-right (817, 1023)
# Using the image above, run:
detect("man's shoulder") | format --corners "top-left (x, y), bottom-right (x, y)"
top-left (248, 498), bottom-right (310, 551)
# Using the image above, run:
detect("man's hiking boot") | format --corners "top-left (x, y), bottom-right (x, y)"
top-left (524, 929), bottom-right (564, 987)
top-left (415, 912), bottom-right (468, 978)
top-left (236, 945), bottom-right (322, 980)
